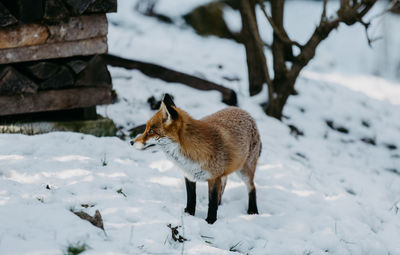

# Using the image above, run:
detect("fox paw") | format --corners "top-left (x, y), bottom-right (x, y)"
top-left (247, 208), bottom-right (259, 215)
top-left (205, 217), bottom-right (216, 224)
top-left (184, 207), bottom-right (195, 216)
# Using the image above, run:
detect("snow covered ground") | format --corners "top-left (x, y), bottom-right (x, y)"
top-left (1, 1), bottom-right (400, 254)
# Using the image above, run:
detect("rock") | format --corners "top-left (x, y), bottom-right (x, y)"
top-left (326, 120), bottom-right (349, 134)
top-left (183, 2), bottom-right (237, 41)
top-left (360, 137), bottom-right (376, 146)
top-left (147, 95), bottom-right (161, 110)
top-left (288, 124), bottom-right (304, 138)
top-left (383, 143), bottom-right (397, 151)
top-left (361, 119), bottom-right (370, 128)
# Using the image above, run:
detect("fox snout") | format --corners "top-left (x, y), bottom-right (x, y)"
top-left (131, 134), bottom-right (155, 150)
top-left (130, 137), bottom-right (145, 150)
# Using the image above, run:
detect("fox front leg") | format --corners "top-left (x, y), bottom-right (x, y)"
top-left (184, 178), bottom-right (196, 216)
top-left (206, 177), bottom-right (222, 224)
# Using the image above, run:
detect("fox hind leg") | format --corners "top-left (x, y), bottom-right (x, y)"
top-left (237, 166), bottom-right (258, 215)
top-left (247, 185), bottom-right (258, 215)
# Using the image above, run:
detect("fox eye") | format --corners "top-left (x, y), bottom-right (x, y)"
top-left (148, 129), bottom-right (154, 135)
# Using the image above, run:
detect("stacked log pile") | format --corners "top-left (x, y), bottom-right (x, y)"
top-left (0, 0), bottom-right (116, 118)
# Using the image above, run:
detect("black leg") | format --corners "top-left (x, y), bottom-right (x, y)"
top-left (206, 178), bottom-right (221, 224)
top-left (184, 178), bottom-right (196, 216)
top-left (247, 188), bottom-right (259, 214)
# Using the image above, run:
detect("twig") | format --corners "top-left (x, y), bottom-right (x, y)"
top-left (357, 0), bottom-right (397, 47)
top-left (167, 224), bottom-right (187, 243)
top-left (291, 0), bottom-right (377, 73)
top-left (359, 19), bottom-right (383, 47)
top-left (320, 0), bottom-right (328, 24)
top-left (257, 0), bottom-right (303, 49)
top-left (229, 241), bottom-right (242, 252)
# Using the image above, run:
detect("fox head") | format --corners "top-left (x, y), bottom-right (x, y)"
top-left (131, 94), bottom-right (183, 150)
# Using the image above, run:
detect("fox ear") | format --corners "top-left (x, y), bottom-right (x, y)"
top-left (160, 93), bottom-right (178, 122)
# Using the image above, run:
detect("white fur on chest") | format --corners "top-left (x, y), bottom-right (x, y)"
top-left (157, 137), bottom-right (211, 182)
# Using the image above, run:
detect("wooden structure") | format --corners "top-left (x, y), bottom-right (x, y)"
top-left (0, 0), bottom-right (117, 118)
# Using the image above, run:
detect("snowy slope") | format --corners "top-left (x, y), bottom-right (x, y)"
top-left (1, 0), bottom-right (400, 254)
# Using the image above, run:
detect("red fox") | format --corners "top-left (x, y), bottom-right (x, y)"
top-left (131, 94), bottom-right (261, 224)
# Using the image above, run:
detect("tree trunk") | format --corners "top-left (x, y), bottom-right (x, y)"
top-left (265, 98), bottom-right (285, 119)
top-left (270, 0), bottom-right (287, 83)
top-left (265, 77), bottom-right (294, 119)
top-left (239, 0), bottom-right (267, 96)
top-left (239, 0), bottom-right (377, 120)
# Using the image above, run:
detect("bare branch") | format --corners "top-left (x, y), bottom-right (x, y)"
top-left (320, 0), bottom-right (328, 24)
top-left (359, 20), bottom-right (372, 46)
top-left (257, 0), bottom-right (303, 49)
top-left (357, 0), bottom-right (396, 47)
top-left (291, 0), bottom-right (377, 76)
top-left (358, 1), bottom-right (375, 17)
top-left (359, 19), bottom-right (382, 47)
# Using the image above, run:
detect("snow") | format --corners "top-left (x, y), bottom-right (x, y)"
top-left (1, 0), bottom-right (400, 254)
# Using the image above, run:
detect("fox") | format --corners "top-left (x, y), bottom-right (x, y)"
top-left (131, 94), bottom-right (261, 224)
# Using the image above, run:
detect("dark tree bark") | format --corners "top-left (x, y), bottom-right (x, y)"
top-left (239, 0), bottom-right (269, 96)
top-left (239, 0), bottom-right (378, 120)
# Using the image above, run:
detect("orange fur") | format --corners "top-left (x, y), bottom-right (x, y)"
top-left (134, 104), bottom-right (261, 182)
top-left (133, 96), bottom-right (261, 222)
